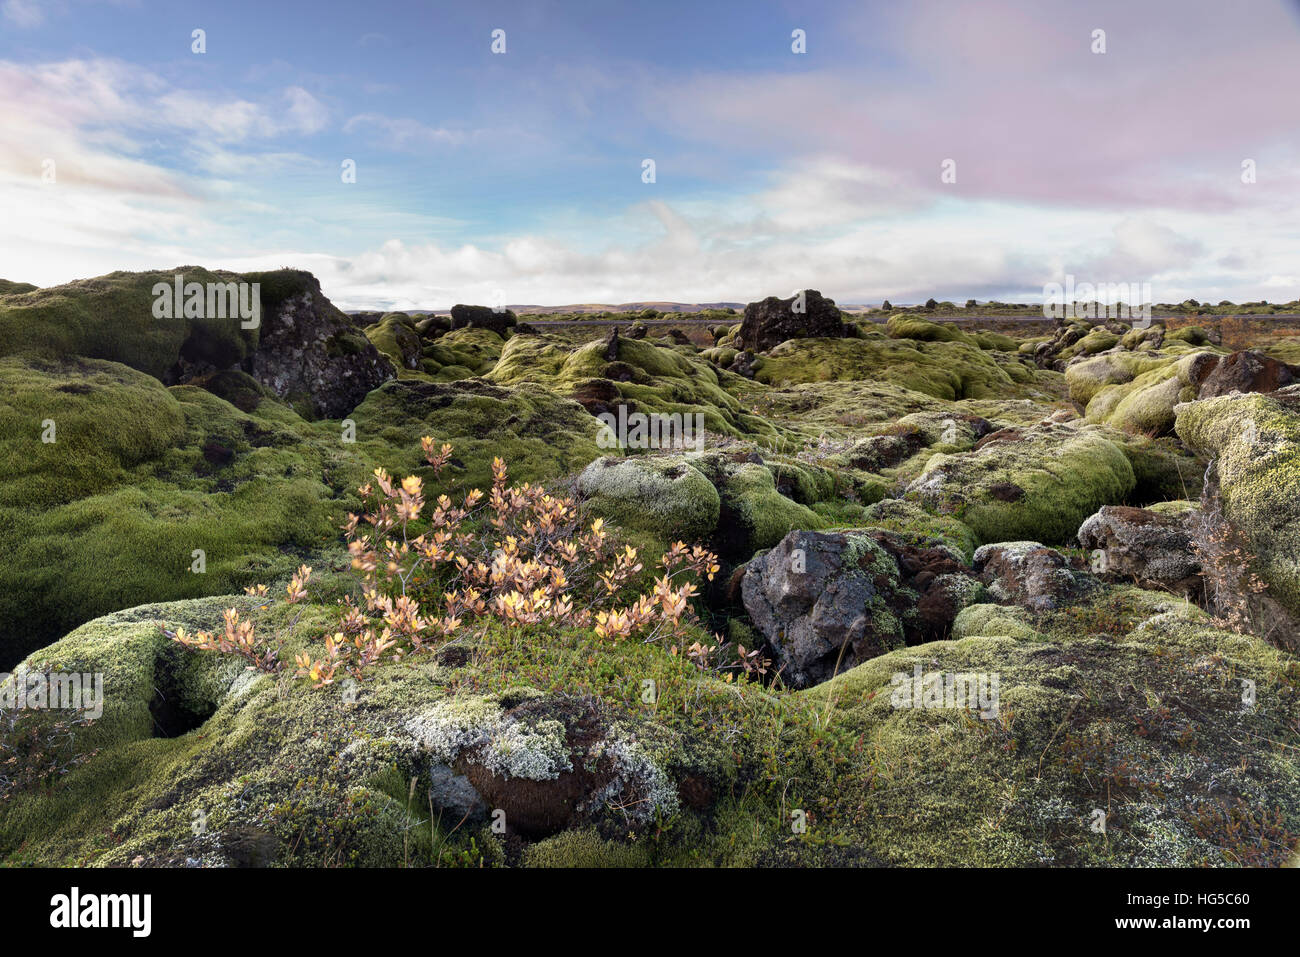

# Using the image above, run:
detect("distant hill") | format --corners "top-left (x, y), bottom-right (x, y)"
top-left (348, 301), bottom-right (747, 317)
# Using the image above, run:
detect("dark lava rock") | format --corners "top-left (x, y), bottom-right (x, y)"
top-left (1197, 350), bottom-right (1298, 399)
top-left (973, 541), bottom-right (1098, 611)
top-left (428, 763), bottom-right (489, 825)
top-left (741, 528), bottom-right (982, 688)
top-left (415, 314), bottom-right (451, 337)
top-left (736, 289), bottom-right (846, 353)
top-left (450, 303), bottom-right (517, 336)
top-left (728, 350), bottom-right (760, 378)
top-left (1078, 505), bottom-right (1201, 597)
top-left (249, 273), bottom-right (394, 418)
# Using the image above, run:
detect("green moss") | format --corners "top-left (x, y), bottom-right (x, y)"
top-left (858, 498), bottom-right (979, 563)
top-left (1065, 351), bottom-right (1171, 407)
top-left (422, 327), bottom-right (504, 377)
top-left (522, 829), bottom-right (651, 867)
top-left (575, 455), bottom-right (721, 543)
top-left (972, 331), bottom-right (1019, 351)
top-left (348, 378), bottom-right (602, 499)
top-left (1058, 326), bottom-right (1120, 361)
top-left (363, 314), bottom-right (422, 373)
top-left (754, 337), bottom-right (1047, 402)
top-left (0, 355), bottom-right (186, 508)
top-left (0, 267), bottom-right (269, 379)
top-left (1167, 325), bottom-right (1210, 345)
top-left (491, 333), bottom-right (775, 441)
top-left (951, 603), bottom-right (1040, 640)
top-left (795, 586), bottom-right (1300, 865)
top-left (908, 424), bottom-right (1136, 545)
top-left (1175, 391), bottom-right (1300, 615)
top-left (1112, 432), bottom-right (1204, 503)
top-left (885, 316), bottom-right (973, 344)
top-left (0, 363), bottom-right (346, 666)
top-left (688, 454), bottom-right (825, 553)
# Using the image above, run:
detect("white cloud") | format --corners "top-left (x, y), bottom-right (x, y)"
top-left (341, 113), bottom-right (470, 149)
top-left (2, 0), bottom-right (43, 27)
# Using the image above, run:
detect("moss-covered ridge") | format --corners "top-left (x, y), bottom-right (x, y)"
top-left (798, 586), bottom-right (1300, 865)
top-left (0, 357), bottom-right (346, 667)
top-left (576, 446), bottom-right (853, 557)
top-left (751, 334), bottom-right (1056, 402)
top-left (490, 332), bottom-right (778, 441)
top-left (0, 267), bottom-right (261, 380)
top-left (1175, 388), bottom-right (1300, 616)
top-left (5, 578), bottom-right (1298, 867)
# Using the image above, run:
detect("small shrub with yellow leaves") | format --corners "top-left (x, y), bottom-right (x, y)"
top-left (171, 440), bottom-right (721, 689)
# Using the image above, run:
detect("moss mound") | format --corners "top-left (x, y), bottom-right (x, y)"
top-left (0, 267), bottom-right (266, 379)
top-left (0, 359), bottom-right (347, 667)
top-left (349, 377), bottom-right (602, 498)
top-left (796, 587), bottom-right (1300, 865)
top-left (0, 355), bottom-right (186, 507)
top-left (754, 336), bottom-right (1045, 402)
top-left (907, 423), bottom-right (1136, 544)
top-left (1175, 389), bottom-right (1300, 616)
top-left (490, 333), bottom-right (775, 441)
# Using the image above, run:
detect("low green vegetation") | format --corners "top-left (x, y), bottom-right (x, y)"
top-left (3, 269), bottom-right (1299, 868)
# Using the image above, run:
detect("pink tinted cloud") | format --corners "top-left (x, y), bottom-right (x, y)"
top-left (650, 0), bottom-right (1300, 212)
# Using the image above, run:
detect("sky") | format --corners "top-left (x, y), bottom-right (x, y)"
top-left (2, 0), bottom-right (1300, 309)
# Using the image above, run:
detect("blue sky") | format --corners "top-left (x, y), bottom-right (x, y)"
top-left (3, 0), bottom-right (1300, 308)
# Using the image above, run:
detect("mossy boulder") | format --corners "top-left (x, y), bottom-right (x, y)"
top-left (686, 450), bottom-right (827, 557)
top-left (348, 378), bottom-right (603, 498)
top-left (0, 268), bottom-right (394, 420)
top-left (364, 314), bottom-right (423, 372)
top-left (1081, 352), bottom-right (1218, 436)
top-left (421, 326), bottom-right (505, 379)
top-left (1175, 389), bottom-right (1300, 616)
top-left (0, 595), bottom-right (741, 866)
top-left (736, 289), bottom-right (845, 352)
top-left (885, 315), bottom-right (972, 344)
top-left (795, 587), bottom-right (1300, 865)
top-left (449, 303), bottom-right (517, 337)
top-left (0, 355), bottom-right (187, 508)
top-left (489, 331), bottom-right (776, 441)
top-left (576, 455), bottom-right (721, 544)
top-left (857, 498), bottom-right (979, 563)
top-left (0, 358), bottom-right (346, 667)
top-left (906, 423), bottom-right (1136, 545)
top-left (754, 336), bottom-right (1042, 401)
top-left (0, 267), bottom-right (259, 381)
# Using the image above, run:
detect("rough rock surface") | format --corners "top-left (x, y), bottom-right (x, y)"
top-left (742, 528), bottom-right (983, 688)
top-left (736, 289), bottom-right (846, 353)
top-left (428, 763), bottom-right (489, 825)
top-left (450, 303), bottom-right (517, 337)
top-left (973, 541), bottom-right (1098, 611)
top-left (1197, 350), bottom-right (1297, 398)
top-left (1077, 505), bottom-right (1201, 596)
top-left (742, 530), bottom-right (904, 688)
top-left (250, 276), bottom-right (394, 417)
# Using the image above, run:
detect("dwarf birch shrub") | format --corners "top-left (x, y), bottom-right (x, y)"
top-left (172, 438), bottom-right (721, 687)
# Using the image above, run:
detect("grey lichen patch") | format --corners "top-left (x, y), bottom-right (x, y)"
top-left (405, 692), bottom-right (572, 782)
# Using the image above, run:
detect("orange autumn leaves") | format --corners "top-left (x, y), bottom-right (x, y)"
top-left (173, 439), bottom-right (720, 689)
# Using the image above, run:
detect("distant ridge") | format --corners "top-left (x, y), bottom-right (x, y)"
top-left (346, 301), bottom-right (748, 316)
